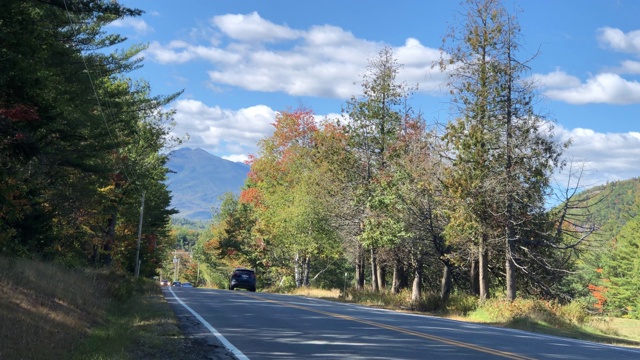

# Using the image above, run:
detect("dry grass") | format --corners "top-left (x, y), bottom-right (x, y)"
top-left (288, 287), bottom-right (341, 299)
top-left (0, 256), bottom-right (225, 360)
top-left (0, 257), bottom-right (110, 360)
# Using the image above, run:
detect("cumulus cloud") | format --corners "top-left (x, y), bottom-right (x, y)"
top-left (530, 69), bottom-right (581, 89)
top-left (529, 27), bottom-right (640, 105)
top-left (108, 18), bottom-right (153, 35)
top-left (212, 12), bottom-right (302, 42)
top-left (145, 12), bottom-right (445, 99)
top-left (597, 27), bottom-right (640, 54)
top-left (539, 72), bottom-right (640, 104)
top-left (615, 60), bottom-right (640, 74)
top-left (553, 124), bottom-right (640, 186)
top-left (170, 99), bottom-right (276, 161)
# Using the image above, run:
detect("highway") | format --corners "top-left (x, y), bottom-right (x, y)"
top-left (164, 287), bottom-right (640, 359)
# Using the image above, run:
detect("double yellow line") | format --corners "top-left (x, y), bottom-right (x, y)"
top-left (240, 292), bottom-right (535, 360)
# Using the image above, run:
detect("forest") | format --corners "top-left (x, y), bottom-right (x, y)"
top-left (0, 0), bottom-right (181, 275)
top-left (2, 0), bottom-right (639, 319)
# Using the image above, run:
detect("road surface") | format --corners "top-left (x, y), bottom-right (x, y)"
top-left (164, 287), bottom-right (640, 359)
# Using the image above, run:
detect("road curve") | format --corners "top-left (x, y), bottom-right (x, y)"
top-left (165, 287), bottom-right (640, 360)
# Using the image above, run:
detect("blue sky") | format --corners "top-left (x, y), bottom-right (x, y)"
top-left (112, 0), bottom-right (640, 188)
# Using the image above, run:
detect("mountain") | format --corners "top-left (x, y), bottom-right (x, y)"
top-left (166, 148), bottom-right (250, 220)
top-left (565, 177), bottom-right (640, 241)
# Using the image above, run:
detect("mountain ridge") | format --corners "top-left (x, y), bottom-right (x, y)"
top-left (166, 147), bottom-right (249, 220)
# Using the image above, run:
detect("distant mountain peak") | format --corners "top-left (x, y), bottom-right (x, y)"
top-left (166, 147), bottom-right (249, 220)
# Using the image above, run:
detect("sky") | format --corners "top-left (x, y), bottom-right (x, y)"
top-left (111, 0), bottom-right (640, 190)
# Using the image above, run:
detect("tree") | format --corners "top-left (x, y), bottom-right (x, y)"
top-left (0, 0), bottom-right (181, 270)
top-left (244, 108), bottom-right (342, 288)
top-left (342, 46), bottom-right (416, 291)
top-left (601, 210), bottom-right (640, 317)
top-left (439, 0), bottom-right (565, 301)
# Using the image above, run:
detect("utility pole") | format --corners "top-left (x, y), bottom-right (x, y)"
top-left (134, 191), bottom-right (145, 278)
top-left (173, 253), bottom-right (178, 282)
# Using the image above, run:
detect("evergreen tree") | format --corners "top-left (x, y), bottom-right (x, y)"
top-left (439, 0), bottom-right (565, 300)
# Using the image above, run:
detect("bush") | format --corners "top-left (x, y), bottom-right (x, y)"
top-left (445, 293), bottom-right (478, 316)
top-left (97, 270), bottom-right (136, 302)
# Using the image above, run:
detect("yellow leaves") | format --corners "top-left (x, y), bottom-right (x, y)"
top-left (99, 184), bottom-right (116, 193)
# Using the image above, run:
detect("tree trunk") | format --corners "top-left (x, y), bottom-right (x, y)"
top-left (355, 245), bottom-right (365, 290)
top-left (377, 262), bottom-right (386, 290)
top-left (399, 264), bottom-right (409, 290)
top-left (479, 234), bottom-right (490, 301)
top-left (411, 259), bottom-right (423, 303)
top-left (294, 251), bottom-right (302, 288)
top-left (440, 262), bottom-right (453, 302)
top-left (370, 248), bottom-right (379, 292)
top-left (505, 215), bottom-right (517, 301)
top-left (303, 255), bottom-right (311, 287)
top-left (470, 254), bottom-right (479, 296)
top-left (391, 261), bottom-right (400, 294)
top-left (103, 211), bottom-right (117, 266)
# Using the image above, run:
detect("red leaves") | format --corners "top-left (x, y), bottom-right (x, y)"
top-left (0, 104), bottom-right (40, 122)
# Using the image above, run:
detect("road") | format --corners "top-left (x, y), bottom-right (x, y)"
top-left (164, 287), bottom-right (640, 360)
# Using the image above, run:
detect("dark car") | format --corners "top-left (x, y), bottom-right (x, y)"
top-left (172, 281), bottom-right (181, 287)
top-left (229, 268), bottom-right (256, 292)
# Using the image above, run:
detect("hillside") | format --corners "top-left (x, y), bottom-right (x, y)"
top-left (569, 177), bottom-right (640, 241)
top-left (166, 148), bottom-right (250, 220)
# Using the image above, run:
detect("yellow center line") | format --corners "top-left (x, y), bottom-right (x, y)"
top-left (239, 292), bottom-right (535, 360)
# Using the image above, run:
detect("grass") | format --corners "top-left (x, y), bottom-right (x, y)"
top-left (0, 257), bottom-right (109, 360)
top-left (0, 257), bottom-right (214, 360)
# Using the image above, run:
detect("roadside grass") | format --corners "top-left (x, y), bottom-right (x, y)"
top-left (287, 287), bottom-right (341, 299)
top-left (0, 257), bottom-right (109, 360)
top-left (0, 257), bottom-right (213, 360)
top-left (462, 297), bottom-right (640, 347)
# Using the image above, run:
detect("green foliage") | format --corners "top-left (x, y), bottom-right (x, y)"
top-left (445, 293), bottom-right (479, 316)
top-left (0, 0), bottom-right (181, 271)
top-left (602, 215), bottom-right (640, 318)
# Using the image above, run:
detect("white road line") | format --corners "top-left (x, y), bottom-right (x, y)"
top-left (168, 288), bottom-right (249, 360)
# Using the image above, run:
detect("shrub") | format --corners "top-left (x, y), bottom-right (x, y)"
top-left (445, 293), bottom-right (478, 316)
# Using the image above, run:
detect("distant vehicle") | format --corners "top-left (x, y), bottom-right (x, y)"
top-left (160, 279), bottom-right (170, 286)
top-left (181, 282), bottom-right (193, 288)
top-left (172, 281), bottom-right (182, 287)
top-left (229, 268), bottom-right (256, 292)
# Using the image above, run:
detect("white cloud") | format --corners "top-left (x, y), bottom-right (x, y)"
top-left (108, 18), bottom-right (152, 35)
top-left (145, 12), bottom-right (445, 99)
top-left (147, 41), bottom-right (195, 63)
top-left (615, 60), bottom-right (640, 74)
top-left (530, 69), bottom-right (582, 89)
top-left (170, 99), bottom-right (276, 158)
top-left (553, 124), bottom-right (640, 186)
top-left (212, 12), bottom-right (302, 42)
top-left (222, 154), bottom-right (250, 163)
top-left (543, 73), bottom-right (640, 104)
top-left (597, 27), bottom-right (640, 55)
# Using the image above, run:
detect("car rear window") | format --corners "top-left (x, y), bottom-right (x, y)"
top-left (234, 269), bottom-right (254, 276)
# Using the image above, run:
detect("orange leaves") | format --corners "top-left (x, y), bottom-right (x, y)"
top-left (588, 283), bottom-right (608, 312)
top-left (239, 187), bottom-right (262, 208)
top-left (272, 107), bottom-right (318, 151)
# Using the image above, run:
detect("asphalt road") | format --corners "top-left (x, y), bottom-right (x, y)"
top-left (164, 287), bottom-right (640, 360)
